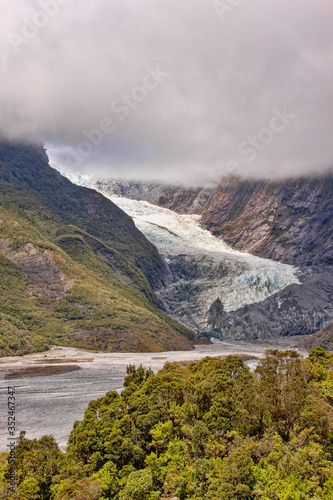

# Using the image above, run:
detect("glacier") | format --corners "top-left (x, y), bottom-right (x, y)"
top-left (58, 171), bottom-right (300, 333)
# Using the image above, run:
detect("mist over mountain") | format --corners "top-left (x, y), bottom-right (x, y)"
top-left (65, 173), bottom-right (333, 267)
top-left (1, 0), bottom-right (332, 183)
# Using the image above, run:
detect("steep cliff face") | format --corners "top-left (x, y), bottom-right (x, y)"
top-left (200, 176), bottom-right (333, 267)
top-left (197, 175), bottom-right (333, 342)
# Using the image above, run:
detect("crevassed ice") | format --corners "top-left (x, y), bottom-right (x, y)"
top-left (108, 196), bottom-right (300, 315)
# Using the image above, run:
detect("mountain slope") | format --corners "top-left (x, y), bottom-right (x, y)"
top-left (296, 322), bottom-right (333, 351)
top-left (0, 142), bottom-right (169, 291)
top-left (212, 273), bottom-right (333, 341)
top-left (0, 141), bottom-right (194, 355)
top-left (200, 176), bottom-right (333, 267)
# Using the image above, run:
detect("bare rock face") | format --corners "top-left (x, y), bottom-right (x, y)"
top-left (199, 176), bottom-right (333, 267)
top-left (0, 240), bottom-right (73, 302)
top-left (206, 297), bottom-right (225, 330)
top-left (295, 322), bottom-right (333, 351)
top-left (214, 272), bottom-right (333, 341)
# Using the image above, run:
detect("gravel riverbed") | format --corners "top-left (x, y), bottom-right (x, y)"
top-left (0, 339), bottom-right (306, 451)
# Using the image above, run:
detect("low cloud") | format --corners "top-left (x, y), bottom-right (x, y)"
top-left (1, 0), bottom-right (332, 184)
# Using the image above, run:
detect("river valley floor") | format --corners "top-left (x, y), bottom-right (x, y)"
top-left (0, 339), bottom-right (307, 451)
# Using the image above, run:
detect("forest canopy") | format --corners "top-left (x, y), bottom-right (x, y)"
top-left (1, 348), bottom-right (333, 499)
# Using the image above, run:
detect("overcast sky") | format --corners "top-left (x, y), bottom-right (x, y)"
top-left (1, 0), bottom-right (332, 184)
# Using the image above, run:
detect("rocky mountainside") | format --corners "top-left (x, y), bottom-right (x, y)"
top-left (200, 176), bottom-right (333, 267)
top-left (295, 322), bottom-right (333, 351)
top-left (207, 272), bottom-right (333, 341)
top-left (0, 141), bottom-right (194, 355)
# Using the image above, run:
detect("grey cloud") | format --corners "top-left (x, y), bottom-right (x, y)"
top-left (1, 0), bottom-right (332, 184)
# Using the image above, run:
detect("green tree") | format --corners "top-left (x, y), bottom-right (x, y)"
top-left (16, 478), bottom-right (40, 500)
top-left (10, 432), bottom-right (63, 500)
top-left (255, 350), bottom-right (307, 437)
top-left (119, 468), bottom-right (153, 500)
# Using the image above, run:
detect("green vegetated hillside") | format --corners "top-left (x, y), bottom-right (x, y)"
top-left (1, 349), bottom-right (333, 499)
top-left (0, 141), bottom-right (194, 355)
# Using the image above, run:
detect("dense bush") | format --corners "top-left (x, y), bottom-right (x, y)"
top-left (1, 349), bottom-right (333, 499)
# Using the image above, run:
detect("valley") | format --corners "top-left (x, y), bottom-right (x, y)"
top-left (62, 171), bottom-right (333, 342)
top-left (1, 2), bottom-right (332, 496)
